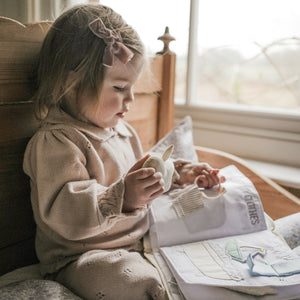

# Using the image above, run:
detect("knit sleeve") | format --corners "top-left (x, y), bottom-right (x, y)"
top-left (23, 128), bottom-right (127, 241)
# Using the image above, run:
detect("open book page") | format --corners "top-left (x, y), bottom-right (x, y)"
top-left (160, 230), bottom-right (300, 299)
top-left (150, 165), bottom-right (267, 249)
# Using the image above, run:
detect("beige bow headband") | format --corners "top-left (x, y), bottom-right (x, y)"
top-left (88, 18), bottom-right (134, 67)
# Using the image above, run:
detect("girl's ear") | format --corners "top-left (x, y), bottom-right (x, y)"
top-left (64, 71), bottom-right (78, 101)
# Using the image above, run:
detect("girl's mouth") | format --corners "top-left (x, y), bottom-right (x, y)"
top-left (117, 112), bottom-right (126, 118)
top-left (117, 105), bottom-right (130, 118)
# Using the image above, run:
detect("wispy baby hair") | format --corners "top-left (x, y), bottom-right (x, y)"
top-left (33, 4), bottom-right (145, 119)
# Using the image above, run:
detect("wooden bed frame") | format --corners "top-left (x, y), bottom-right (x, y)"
top-left (0, 17), bottom-right (299, 278)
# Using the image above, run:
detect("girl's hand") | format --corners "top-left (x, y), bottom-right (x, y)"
top-left (123, 155), bottom-right (165, 212)
top-left (173, 160), bottom-right (226, 189)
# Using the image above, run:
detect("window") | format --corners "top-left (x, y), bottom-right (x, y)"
top-left (189, 0), bottom-right (300, 112)
top-left (176, 0), bottom-right (300, 187)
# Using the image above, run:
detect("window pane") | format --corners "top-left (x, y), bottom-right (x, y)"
top-left (195, 0), bottom-right (300, 112)
top-left (100, 0), bottom-right (189, 104)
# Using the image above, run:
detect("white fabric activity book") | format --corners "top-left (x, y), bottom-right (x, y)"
top-left (149, 165), bottom-right (300, 299)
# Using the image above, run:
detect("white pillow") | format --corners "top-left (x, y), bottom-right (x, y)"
top-left (150, 116), bottom-right (198, 162)
top-left (274, 212), bottom-right (300, 249)
top-left (0, 264), bottom-right (42, 288)
top-left (0, 264), bottom-right (80, 299)
top-left (0, 279), bottom-right (81, 299)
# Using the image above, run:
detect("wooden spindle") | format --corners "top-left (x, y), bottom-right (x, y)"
top-left (157, 26), bottom-right (175, 55)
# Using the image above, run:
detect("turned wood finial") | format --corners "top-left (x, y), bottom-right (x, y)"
top-left (157, 27), bottom-right (175, 54)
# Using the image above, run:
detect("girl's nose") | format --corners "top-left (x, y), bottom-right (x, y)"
top-left (125, 89), bottom-right (134, 103)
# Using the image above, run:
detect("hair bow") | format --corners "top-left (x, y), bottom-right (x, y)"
top-left (88, 18), bottom-right (134, 67)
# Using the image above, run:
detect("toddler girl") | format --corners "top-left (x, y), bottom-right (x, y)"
top-left (23, 4), bottom-right (223, 300)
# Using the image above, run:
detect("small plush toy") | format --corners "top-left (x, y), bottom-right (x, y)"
top-left (143, 145), bottom-right (175, 192)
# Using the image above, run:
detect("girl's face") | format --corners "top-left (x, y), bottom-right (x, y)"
top-left (77, 56), bottom-right (143, 129)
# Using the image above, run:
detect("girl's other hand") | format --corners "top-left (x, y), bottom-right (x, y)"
top-left (195, 168), bottom-right (226, 189)
top-left (174, 160), bottom-right (226, 189)
top-left (123, 155), bottom-right (165, 212)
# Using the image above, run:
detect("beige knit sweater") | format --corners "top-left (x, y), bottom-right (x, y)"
top-left (23, 107), bottom-right (149, 275)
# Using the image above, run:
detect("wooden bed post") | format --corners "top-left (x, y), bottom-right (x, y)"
top-left (156, 27), bottom-right (176, 140)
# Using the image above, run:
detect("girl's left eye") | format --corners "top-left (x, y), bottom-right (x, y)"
top-left (113, 86), bottom-right (125, 92)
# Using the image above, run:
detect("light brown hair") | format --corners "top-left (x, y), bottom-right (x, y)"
top-left (33, 4), bottom-right (145, 119)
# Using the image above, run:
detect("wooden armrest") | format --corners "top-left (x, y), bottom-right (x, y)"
top-left (195, 145), bottom-right (300, 220)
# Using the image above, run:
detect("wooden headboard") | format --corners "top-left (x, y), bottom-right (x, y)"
top-left (0, 17), bottom-right (176, 275)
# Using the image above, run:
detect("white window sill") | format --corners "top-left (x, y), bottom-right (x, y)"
top-left (175, 103), bottom-right (300, 168)
top-left (244, 159), bottom-right (300, 190)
